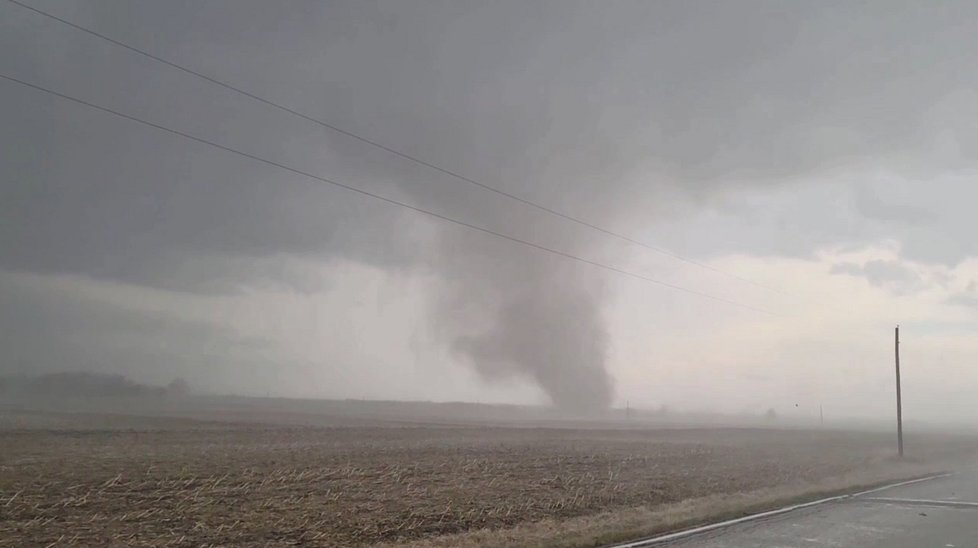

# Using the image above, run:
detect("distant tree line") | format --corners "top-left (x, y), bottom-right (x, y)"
top-left (0, 372), bottom-right (190, 398)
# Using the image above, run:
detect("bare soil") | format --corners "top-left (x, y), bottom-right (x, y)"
top-left (1, 405), bottom-right (976, 547)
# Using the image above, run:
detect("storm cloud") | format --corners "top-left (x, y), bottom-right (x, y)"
top-left (5, 1), bottom-right (978, 412)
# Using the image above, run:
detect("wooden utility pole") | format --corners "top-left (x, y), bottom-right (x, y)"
top-left (895, 325), bottom-right (904, 458)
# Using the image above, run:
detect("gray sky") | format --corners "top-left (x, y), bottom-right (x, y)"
top-left (4, 0), bottom-right (978, 420)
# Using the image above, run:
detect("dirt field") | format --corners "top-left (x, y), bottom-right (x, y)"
top-left (1, 403), bottom-right (976, 547)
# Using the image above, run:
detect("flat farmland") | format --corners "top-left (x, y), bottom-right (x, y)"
top-left (1, 406), bottom-right (976, 547)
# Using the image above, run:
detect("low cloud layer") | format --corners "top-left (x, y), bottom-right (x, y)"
top-left (831, 259), bottom-right (926, 295)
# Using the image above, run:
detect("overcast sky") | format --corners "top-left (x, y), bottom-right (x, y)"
top-left (4, 0), bottom-right (978, 421)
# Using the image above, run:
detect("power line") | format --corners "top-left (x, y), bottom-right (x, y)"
top-left (7, 0), bottom-right (783, 295)
top-left (0, 72), bottom-right (776, 315)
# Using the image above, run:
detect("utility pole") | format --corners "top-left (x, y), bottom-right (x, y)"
top-left (819, 404), bottom-right (824, 428)
top-left (895, 325), bottom-right (904, 458)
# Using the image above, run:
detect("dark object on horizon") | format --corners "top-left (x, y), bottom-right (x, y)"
top-left (166, 378), bottom-right (191, 396)
top-left (0, 372), bottom-right (184, 398)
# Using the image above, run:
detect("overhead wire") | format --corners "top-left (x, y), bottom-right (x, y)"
top-left (6, 0), bottom-right (785, 296)
top-left (0, 72), bottom-right (776, 315)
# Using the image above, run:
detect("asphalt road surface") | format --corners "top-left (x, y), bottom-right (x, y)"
top-left (651, 470), bottom-right (978, 547)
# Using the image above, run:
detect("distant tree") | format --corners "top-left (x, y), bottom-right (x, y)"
top-left (166, 378), bottom-right (191, 396)
top-left (764, 408), bottom-right (777, 421)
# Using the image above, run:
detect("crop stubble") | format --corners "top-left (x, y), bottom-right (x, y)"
top-left (1, 414), bottom-right (973, 546)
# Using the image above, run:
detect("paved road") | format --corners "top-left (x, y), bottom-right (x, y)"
top-left (656, 470), bottom-right (978, 547)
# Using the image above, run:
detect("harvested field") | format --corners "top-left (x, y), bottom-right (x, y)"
top-left (1, 406), bottom-right (977, 547)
